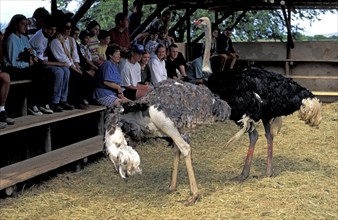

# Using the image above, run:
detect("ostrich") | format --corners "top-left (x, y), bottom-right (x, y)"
top-left (195, 17), bottom-right (322, 181)
top-left (104, 79), bottom-right (231, 205)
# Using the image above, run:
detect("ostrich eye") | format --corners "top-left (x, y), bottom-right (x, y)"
top-left (199, 19), bottom-right (203, 22)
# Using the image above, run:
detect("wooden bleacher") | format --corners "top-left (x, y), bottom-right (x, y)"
top-left (1, 79), bottom-right (108, 195)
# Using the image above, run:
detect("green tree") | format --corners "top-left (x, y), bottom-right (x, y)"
top-left (57, 0), bottom-right (333, 42)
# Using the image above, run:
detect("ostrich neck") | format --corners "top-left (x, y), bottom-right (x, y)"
top-left (202, 23), bottom-right (212, 73)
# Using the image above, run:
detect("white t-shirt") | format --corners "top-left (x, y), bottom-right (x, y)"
top-left (121, 59), bottom-right (142, 87)
top-left (149, 54), bottom-right (167, 85)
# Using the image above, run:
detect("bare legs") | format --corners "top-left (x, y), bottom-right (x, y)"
top-left (233, 119), bottom-right (274, 181)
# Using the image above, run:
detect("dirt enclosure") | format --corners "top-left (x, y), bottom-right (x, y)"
top-left (0, 102), bottom-right (337, 220)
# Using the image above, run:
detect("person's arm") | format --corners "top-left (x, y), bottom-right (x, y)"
top-left (50, 38), bottom-right (73, 67)
top-left (7, 35), bottom-right (30, 68)
top-left (150, 59), bottom-right (167, 84)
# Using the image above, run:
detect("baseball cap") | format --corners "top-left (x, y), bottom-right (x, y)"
top-left (130, 44), bottom-right (145, 54)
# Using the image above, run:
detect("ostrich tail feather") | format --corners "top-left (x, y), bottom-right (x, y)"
top-left (226, 115), bottom-right (253, 147)
top-left (270, 117), bottom-right (283, 138)
top-left (298, 97), bottom-right (322, 127)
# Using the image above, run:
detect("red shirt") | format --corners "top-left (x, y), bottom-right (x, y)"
top-left (109, 27), bottom-right (130, 50)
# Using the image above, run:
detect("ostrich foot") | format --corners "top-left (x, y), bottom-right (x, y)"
top-left (168, 185), bottom-right (177, 193)
top-left (230, 174), bottom-right (249, 182)
top-left (179, 194), bottom-right (200, 206)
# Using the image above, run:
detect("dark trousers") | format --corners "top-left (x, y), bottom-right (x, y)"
top-left (68, 69), bottom-right (94, 105)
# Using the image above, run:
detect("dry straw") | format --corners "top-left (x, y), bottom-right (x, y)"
top-left (0, 102), bottom-right (337, 220)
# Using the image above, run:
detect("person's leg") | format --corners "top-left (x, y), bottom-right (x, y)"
top-left (230, 55), bottom-right (237, 69)
top-left (0, 71), bottom-right (10, 107)
top-left (0, 71), bottom-right (14, 125)
top-left (60, 66), bottom-right (70, 103)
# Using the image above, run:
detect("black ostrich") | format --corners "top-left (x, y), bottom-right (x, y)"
top-left (195, 17), bottom-right (322, 181)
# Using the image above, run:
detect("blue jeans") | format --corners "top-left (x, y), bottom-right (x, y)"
top-left (41, 66), bottom-right (70, 104)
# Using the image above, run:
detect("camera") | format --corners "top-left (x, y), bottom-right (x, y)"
top-left (17, 48), bottom-right (35, 62)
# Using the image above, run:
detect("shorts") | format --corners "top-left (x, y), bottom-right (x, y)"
top-left (96, 95), bottom-right (119, 108)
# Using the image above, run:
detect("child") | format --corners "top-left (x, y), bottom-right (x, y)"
top-left (86, 20), bottom-right (102, 66)
top-left (78, 30), bottom-right (99, 77)
top-left (97, 30), bottom-right (111, 62)
top-left (144, 28), bottom-right (159, 56)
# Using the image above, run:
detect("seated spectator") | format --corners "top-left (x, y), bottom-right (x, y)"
top-left (27, 7), bottom-right (50, 38)
top-left (0, 30), bottom-right (13, 127)
top-left (217, 27), bottom-right (238, 70)
top-left (86, 20), bottom-right (102, 66)
top-left (210, 24), bottom-right (220, 57)
top-left (139, 50), bottom-right (151, 85)
top-left (128, 0), bottom-right (144, 35)
top-left (3, 14), bottom-right (44, 116)
top-left (70, 26), bottom-right (80, 41)
top-left (49, 14), bottom-right (90, 109)
top-left (93, 44), bottom-right (129, 108)
top-left (121, 44), bottom-right (150, 100)
top-left (97, 30), bottom-right (111, 62)
top-left (135, 10), bottom-right (172, 43)
top-left (29, 15), bottom-right (74, 113)
top-left (165, 43), bottom-right (187, 80)
top-left (157, 26), bottom-right (174, 50)
top-left (186, 51), bottom-right (210, 85)
top-left (0, 71), bottom-right (14, 128)
top-left (78, 30), bottom-right (99, 77)
top-left (109, 13), bottom-right (130, 57)
top-left (148, 44), bottom-right (167, 85)
top-left (144, 28), bottom-right (159, 55)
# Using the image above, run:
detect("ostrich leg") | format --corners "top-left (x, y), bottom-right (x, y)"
top-left (232, 128), bottom-right (258, 181)
top-left (183, 150), bottom-right (199, 206)
top-left (169, 145), bottom-right (180, 192)
top-left (262, 120), bottom-right (274, 177)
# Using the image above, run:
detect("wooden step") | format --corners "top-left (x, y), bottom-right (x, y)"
top-left (0, 135), bottom-right (104, 190)
top-left (313, 91), bottom-right (338, 103)
top-left (0, 105), bottom-right (107, 136)
top-left (288, 75), bottom-right (338, 92)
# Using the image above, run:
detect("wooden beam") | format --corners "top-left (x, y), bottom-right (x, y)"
top-left (130, 4), bottom-right (166, 40)
top-left (51, 0), bottom-right (57, 15)
top-left (71, 0), bottom-right (97, 25)
top-left (168, 8), bottom-right (197, 34)
top-left (123, 0), bottom-right (129, 15)
top-left (281, 4), bottom-right (294, 49)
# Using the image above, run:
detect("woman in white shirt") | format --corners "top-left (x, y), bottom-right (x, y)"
top-left (148, 44), bottom-right (167, 85)
top-left (50, 15), bottom-right (90, 109)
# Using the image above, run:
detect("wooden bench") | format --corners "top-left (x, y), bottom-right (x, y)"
top-left (0, 105), bottom-right (107, 136)
top-left (0, 135), bottom-right (103, 193)
top-left (238, 58), bottom-right (338, 75)
top-left (0, 105), bottom-right (107, 195)
top-left (9, 79), bottom-right (33, 116)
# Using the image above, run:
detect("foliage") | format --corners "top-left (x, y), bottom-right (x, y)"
top-left (56, 0), bottom-right (335, 42)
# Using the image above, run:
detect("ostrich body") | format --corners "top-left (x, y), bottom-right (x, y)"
top-left (105, 79), bottom-right (231, 205)
top-left (195, 17), bottom-right (322, 180)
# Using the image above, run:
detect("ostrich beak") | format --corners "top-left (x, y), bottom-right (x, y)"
top-left (194, 19), bottom-right (201, 26)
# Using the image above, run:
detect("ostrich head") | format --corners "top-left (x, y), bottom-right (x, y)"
top-left (104, 109), bottom-right (142, 181)
top-left (194, 17), bottom-right (212, 74)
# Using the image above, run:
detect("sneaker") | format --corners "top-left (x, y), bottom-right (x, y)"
top-left (28, 105), bottom-right (43, 116)
top-left (74, 103), bottom-right (89, 110)
top-left (0, 121), bottom-right (7, 129)
top-left (50, 103), bottom-right (63, 112)
top-left (0, 111), bottom-right (15, 125)
top-left (39, 104), bottom-right (53, 114)
top-left (60, 101), bottom-right (74, 110)
top-left (83, 99), bottom-right (89, 105)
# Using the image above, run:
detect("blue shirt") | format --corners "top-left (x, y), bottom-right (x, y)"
top-left (93, 60), bottom-right (122, 100)
top-left (4, 33), bottom-right (33, 68)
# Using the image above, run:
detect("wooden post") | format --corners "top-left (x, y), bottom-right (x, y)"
top-left (186, 7), bottom-right (191, 61)
top-left (44, 126), bottom-right (52, 153)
